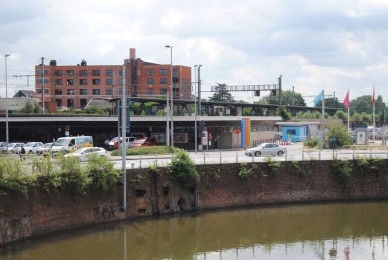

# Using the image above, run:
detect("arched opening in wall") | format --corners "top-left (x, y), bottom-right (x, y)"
top-left (177, 197), bottom-right (187, 211)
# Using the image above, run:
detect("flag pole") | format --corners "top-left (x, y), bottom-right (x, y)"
top-left (373, 86), bottom-right (376, 143)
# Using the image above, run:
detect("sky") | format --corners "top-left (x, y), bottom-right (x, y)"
top-left (1, 0), bottom-right (388, 106)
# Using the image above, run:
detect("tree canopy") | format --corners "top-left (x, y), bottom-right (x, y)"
top-left (257, 90), bottom-right (306, 106)
top-left (208, 83), bottom-right (235, 102)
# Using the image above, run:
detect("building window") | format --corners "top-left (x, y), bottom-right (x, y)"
top-left (173, 68), bottom-right (178, 77)
top-left (67, 89), bottom-right (75, 95)
top-left (37, 69), bottom-right (49, 75)
top-left (56, 99), bottom-right (62, 107)
top-left (80, 99), bottom-right (87, 108)
top-left (160, 69), bottom-right (168, 75)
top-left (105, 70), bottom-right (113, 76)
top-left (67, 99), bottom-right (74, 108)
top-left (92, 79), bottom-right (100, 85)
top-left (36, 89), bottom-right (49, 94)
top-left (92, 89), bottom-right (100, 95)
top-left (66, 70), bottom-right (74, 76)
top-left (54, 70), bottom-right (62, 76)
top-left (146, 89), bottom-right (154, 95)
top-left (146, 69), bottom-right (154, 75)
top-left (105, 78), bottom-right (113, 85)
top-left (79, 79), bottom-right (87, 85)
top-left (80, 89), bottom-right (87, 95)
top-left (119, 78), bottom-right (123, 85)
top-left (79, 70), bottom-right (87, 76)
top-left (92, 70), bottom-right (100, 76)
top-left (146, 78), bottom-right (154, 85)
top-left (160, 78), bottom-right (168, 84)
top-left (55, 90), bottom-right (62, 95)
top-left (54, 79), bottom-right (62, 85)
top-left (66, 79), bottom-right (74, 85)
top-left (36, 79), bottom-right (48, 85)
top-left (106, 88), bottom-right (113, 95)
top-left (160, 88), bottom-right (167, 95)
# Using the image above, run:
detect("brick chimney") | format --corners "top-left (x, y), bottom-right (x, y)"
top-left (130, 48), bottom-right (136, 60)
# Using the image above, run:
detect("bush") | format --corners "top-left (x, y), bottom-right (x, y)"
top-left (170, 150), bottom-right (199, 188)
top-left (303, 138), bottom-right (320, 148)
top-left (0, 157), bottom-right (34, 198)
top-left (58, 156), bottom-right (90, 195)
top-left (86, 154), bottom-right (120, 193)
top-left (111, 146), bottom-right (177, 156)
top-left (239, 163), bottom-right (259, 179)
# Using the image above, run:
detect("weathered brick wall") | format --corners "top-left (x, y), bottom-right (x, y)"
top-left (1, 160), bottom-right (388, 246)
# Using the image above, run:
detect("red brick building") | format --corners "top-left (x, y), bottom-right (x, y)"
top-left (35, 48), bottom-right (192, 111)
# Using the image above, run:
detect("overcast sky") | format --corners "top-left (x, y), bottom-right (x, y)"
top-left (1, 0), bottom-right (388, 106)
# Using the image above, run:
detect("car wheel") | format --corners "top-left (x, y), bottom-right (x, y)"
top-left (9, 150), bottom-right (14, 154)
top-left (254, 151), bottom-right (261, 157)
top-left (277, 151), bottom-right (284, 156)
top-left (29, 151), bottom-right (33, 154)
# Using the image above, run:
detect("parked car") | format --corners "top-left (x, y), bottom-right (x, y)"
top-left (108, 137), bottom-right (136, 150)
top-left (37, 143), bottom-right (53, 155)
top-left (130, 137), bottom-right (157, 147)
top-left (3, 143), bottom-right (24, 154)
top-left (24, 142), bottom-right (45, 154)
top-left (64, 147), bottom-right (108, 161)
top-left (245, 143), bottom-right (287, 157)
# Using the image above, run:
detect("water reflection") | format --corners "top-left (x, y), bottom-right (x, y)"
top-left (1, 201), bottom-right (388, 259)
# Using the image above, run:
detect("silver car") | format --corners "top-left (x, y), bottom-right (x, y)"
top-left (3, 143), bottom-right (24, 154)
top-left (24, 142), bottom-right (45, 154)
top-left (245, 143), bottom-right (287, 157)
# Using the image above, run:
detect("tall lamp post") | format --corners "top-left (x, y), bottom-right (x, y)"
top-left (4, 54), bottom-right (10, 154)
top-left (194, 65), bottom-right (198, 153)
top-left (165, 45), bottom-right (174, 147)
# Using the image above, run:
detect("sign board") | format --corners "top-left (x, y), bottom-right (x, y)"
top-left (201, 131), bottom-right (208, 145)
top-left (355, 128), bottom-right (368, 145)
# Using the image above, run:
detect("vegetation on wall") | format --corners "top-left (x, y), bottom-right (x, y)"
top-left (169, 150), bottom-right (199, 188)
top-left (238, 162), bottom-right (259, 179)
top-left (355, 157), bottom-right (383, 176)
top-left (331, 159), bottom-right (353, 187)
top-left (0, 154), bottom-right (120, 198)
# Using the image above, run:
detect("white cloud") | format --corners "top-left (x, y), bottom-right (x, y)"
top-left (1, 0), bottom-right (388, 106)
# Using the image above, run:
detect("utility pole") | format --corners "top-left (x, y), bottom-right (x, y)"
top-left (41, 57), bottom-right (45, 113)
top-left (278, 75), bottom-right (282, 108)
top-left (292, 86), bottom-right (295, 106)
top-left (198, 65), bottom-right (202, 150)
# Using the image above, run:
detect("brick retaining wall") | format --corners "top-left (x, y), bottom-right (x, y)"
top-left (1, 160), bottom-right (387, 246)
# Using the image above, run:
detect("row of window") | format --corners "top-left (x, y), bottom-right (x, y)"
top-left (38, 78), bottom-right (170, 86)
top-left (37, 69), bottom-right (124, 76)
top-left (146, 68), bottom-right (179, 77)
top-left (37, 88), bottom-right (169, 95)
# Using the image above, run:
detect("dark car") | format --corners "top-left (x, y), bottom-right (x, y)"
top-left (130, 137), bottom-right (157, 147)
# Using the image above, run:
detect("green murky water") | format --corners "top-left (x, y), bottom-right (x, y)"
top-left (1, 201), bottom-right (388, 260)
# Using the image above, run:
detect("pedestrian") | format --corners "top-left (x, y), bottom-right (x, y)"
top-left (214, 136), bottom-right (220, 149)
top-left (20, 145), bottom-right (26, 161)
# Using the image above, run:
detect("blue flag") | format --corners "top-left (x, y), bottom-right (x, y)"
top-left (313, 90), bottom-right (324, 106)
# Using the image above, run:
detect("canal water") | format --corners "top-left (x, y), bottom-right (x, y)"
top-left (1, 201), bottom-right (388, 260)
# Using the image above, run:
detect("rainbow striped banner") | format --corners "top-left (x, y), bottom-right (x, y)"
top-left (240, 118), bottom-right (251, 148)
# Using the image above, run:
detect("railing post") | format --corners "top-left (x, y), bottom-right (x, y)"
top-left (140, 155), bottom-right (142, 168)
top-left (302, 150), bottom-right (304, 161)
top-left (353, 149), bottom-right (355, 160)
top-left (155, 154), bottom-right (158, 167)
top-left (236, 151), bottom-right (238, 163)
top-left (219, 152), bottom-right (222, 164)
top-left (319, 149), bottom-right (321, 161)
top-left (203, 153), bottom-right (206, 165)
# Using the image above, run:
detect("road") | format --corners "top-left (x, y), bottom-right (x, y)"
top-left (111, 143), bottom-right (388, 169)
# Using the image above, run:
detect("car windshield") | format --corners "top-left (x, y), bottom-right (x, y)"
top-left (133, 139), bottom-right (146, 144)
top-left (256, 143), bottom-right (266, 148)
top-left (54, 139), bottom-right (69, 146)
top-left (25, 142), bottom-right (34, 147)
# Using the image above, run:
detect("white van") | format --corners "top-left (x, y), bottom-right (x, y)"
top-left (50, 136), bottom-right (93, 153)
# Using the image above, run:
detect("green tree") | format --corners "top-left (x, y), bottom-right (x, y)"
top-left (349, 95), bottom-right (386, 115)
top-left (209, 83), bottom-right (235, 102)
top-left (257, 90), bottom-right (305, 106)
top-left (326, 124), bottom-right (353, 148)
top-left (315, 97), bottom-right (345, 109)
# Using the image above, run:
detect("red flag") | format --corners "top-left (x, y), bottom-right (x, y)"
top-left (372, 86), bottom-right (375, 106)
top-left (343, 90), bottom-right (349, 108)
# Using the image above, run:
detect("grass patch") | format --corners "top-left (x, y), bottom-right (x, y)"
top-left (111, 146), bottom-right (178, 156)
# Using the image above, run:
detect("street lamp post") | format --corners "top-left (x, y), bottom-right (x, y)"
top-left (4, 54), bottom-right (10, 154)
top-left (194, 65), bottom-right (198, 153)
top-left (165, 45), bottom-right (174, 147)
